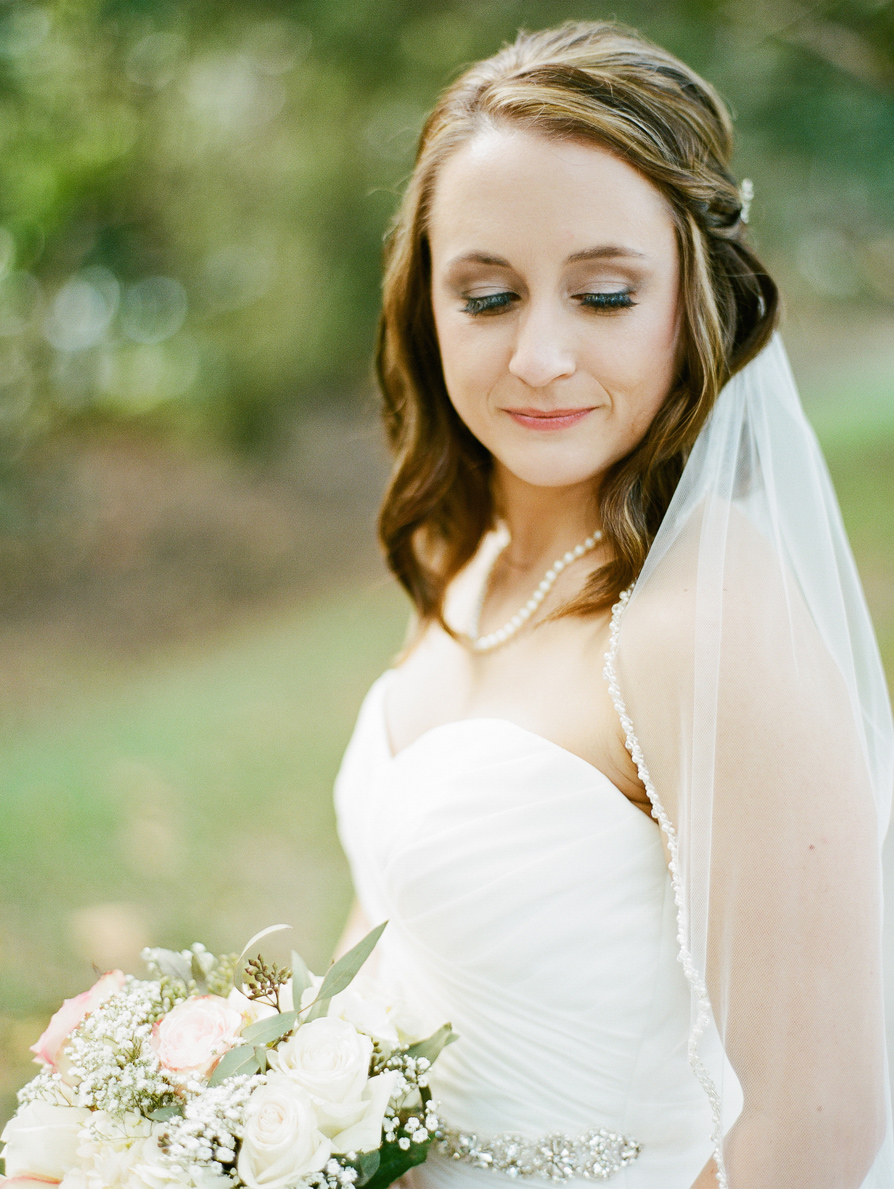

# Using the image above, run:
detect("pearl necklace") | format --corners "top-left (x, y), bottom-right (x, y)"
top-left (467, 528), bottom-right (604, 653)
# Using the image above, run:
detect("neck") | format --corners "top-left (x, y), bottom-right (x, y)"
top-left (492, 465), bottom-right (600, 571)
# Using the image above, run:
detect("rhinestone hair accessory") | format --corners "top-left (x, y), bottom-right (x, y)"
top-left (739, 178), bottom-right (754, 224)
top-left (435, 1123), bottom-right (642, 1181)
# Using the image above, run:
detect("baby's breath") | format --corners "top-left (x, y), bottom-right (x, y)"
top-left (10, 932), bottom-right (446, 1189)
top-left (66, 976), bottom-right (183, 1116)
top-left (17, 1065), bottom-right (74, 1107)
top-left (157, 1073), bottom-right (263, 1176)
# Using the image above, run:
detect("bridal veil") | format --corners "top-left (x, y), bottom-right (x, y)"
top-left (609, 333), bottom-right (894, 1187)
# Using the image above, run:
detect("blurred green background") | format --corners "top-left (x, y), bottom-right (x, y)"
top-left (1, 0), bottom-right (893, 1133)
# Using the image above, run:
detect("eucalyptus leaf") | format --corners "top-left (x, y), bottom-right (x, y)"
top-left (237, 923), bottom-right (293, 963)
top-left (291, 949), bottom-right (313, 999)
top-left (241, 1009), bottom-right (297, 1047)
top-left (190, 951), bottom-right (208, 993)
top-left (356, 1148), bottom-right (381, 1186)
top-left (147, 1104), bottom-right (183, 1122)
top-left (147, 947), bottom-right (192, 984)
top-left (362, 1135), bottom-right (431, 1189)
top-left (404, 1023), bottom-right (458, 1066)
top-left (309, 921), bottom-right (387, 1012)
top-left (207, 1043), bottom-right (260, 1087)
top-left (303, 993), bottom-right (330, 1023)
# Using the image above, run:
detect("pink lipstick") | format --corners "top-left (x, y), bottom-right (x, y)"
top-left (504, 407), bottom-right (595, 431)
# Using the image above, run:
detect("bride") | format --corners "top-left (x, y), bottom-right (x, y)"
top-left (333, 21), bottom-right (893, 1189)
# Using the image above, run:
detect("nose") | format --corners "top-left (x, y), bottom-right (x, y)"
top-left (507, 301), bottom-right (576, 389)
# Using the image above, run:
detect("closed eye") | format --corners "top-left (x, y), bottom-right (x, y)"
top-left (462, 292), bottom-right (517, 315)
top-left (578, 291), bottom-right (636, 310)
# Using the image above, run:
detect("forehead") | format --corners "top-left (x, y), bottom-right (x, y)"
top-left (427, 126), bottom-right (676, 264)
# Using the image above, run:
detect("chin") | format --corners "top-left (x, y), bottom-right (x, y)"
top-left (496, 450), bottom-right (610, 491)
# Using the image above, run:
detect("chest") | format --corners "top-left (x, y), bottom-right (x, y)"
top-left (385, 613), bottom-right (650, 819)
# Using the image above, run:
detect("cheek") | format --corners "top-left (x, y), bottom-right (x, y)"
top-left (589, 311), bottom-right (679, 453)
top-left (434, 316), bottom-right (504, 417)
top-left (618, 298), bottom-right (680, 405)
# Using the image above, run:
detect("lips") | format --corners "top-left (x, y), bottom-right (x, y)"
top-left (503, 407), bottom-right (595, 430)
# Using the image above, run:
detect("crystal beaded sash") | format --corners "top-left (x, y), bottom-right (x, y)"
top-left (434, 1123), bottom-right (642, 1181)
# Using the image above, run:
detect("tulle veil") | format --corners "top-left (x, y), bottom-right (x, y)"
top-left (607, 332), bottom-right (894, 1187)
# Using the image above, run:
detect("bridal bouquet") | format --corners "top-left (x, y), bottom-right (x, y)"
top-left (1, 923), bottom-right (454, 1189)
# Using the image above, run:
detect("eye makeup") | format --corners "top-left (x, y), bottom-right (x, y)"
top-left (578, 291), bottom-right (636, 310)
top-left (459, 289), bottom-right (637, 316)
top-left (461, 292), bottom-right (517, 315)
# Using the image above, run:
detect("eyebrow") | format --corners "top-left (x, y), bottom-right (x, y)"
top-left (447, 246), bottom-right (649, 268)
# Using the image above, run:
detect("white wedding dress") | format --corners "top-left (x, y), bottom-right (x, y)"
top-left (334, 668), bottom-right (742, 1189)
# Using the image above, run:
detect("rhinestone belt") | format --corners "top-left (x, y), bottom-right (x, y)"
top-left (434, 1123), bottom-right (642, 1181)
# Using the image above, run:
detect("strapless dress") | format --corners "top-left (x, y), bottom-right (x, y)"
top-left (333, 670), bottom-right (740, 1189)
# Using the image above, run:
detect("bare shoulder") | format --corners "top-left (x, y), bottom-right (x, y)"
top-left (615, 502), bottom-right (783, 675)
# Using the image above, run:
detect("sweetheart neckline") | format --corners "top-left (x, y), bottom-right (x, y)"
top-left (375, 669), bottom-right (656, 825)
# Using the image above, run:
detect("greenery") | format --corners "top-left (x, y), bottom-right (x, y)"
top-left (0, 0), bottom-right (891, 476)
top-left (0, 577), bottom-right (408, 1126)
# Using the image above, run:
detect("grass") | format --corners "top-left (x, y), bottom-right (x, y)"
top-left (0, 576), bottom-right (409, 1125)
top-left (0, 383), bottom-right (892, 1134)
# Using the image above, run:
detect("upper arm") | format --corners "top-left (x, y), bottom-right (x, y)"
top-left (614, 517), bottom-right (887, 1176)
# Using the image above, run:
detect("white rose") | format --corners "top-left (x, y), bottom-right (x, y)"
top-left (69, 1111), bottom-right (169, 1189)
top-left (379, 986), bottom-right (441, 1046)
top-left (299, 975), bottom-right (399, 1050)
top-left (238, 1074), bottom-right (331, 1189)
top-left (74, 1143), bottom-right (149, 1188)
top-left (60, 1172), bottom-right (90, 1189)
top-left (270, 1017), bottom-right (371, 1104)
top-left (327, 1069), bottom-right (400, 1154)
top-left (269, 1017), bottom-right (399, 1152)
top-left (0, 1099), bottom-right (90, 1179)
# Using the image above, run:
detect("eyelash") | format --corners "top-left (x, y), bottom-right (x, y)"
top-left (580, 291), bottom-right (636, 310)
top-left (461, 291), bottom-right (636, 315)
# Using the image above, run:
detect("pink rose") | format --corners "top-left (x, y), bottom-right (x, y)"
top-left (1, 1180), bottom-right (62, 1186)
top-left (30, 971), bottom-right (126, 1069)
top-left (151, 995), bottom-right (244, 1077)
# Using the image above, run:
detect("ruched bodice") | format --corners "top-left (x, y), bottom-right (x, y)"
top-left (334, 671), bottom-right (733, 1188)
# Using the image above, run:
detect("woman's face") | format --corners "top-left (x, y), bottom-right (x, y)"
top-left (428, 127), bottom-right (681, 493)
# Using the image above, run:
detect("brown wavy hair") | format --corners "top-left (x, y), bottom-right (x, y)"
top-left (376, 20), bottom-right (779, 628)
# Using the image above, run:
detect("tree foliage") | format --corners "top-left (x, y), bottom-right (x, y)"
top-left (0, 0), bottom-right (889, 473)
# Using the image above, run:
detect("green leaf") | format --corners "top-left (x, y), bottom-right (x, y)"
top-left (303, 993), bottom-right (330, 1022)
top-left (237, 924), bottom-right (293, 962)
top-left (147, 947), bottom-right (192, 984)
top-left (241, 1009), bottom-right (297, 1047)
top-left (207, 1043), bottom-right (261, 1087)
top-left (361, 1135), bottom-right (432, 1189)
top-left (190, 951), bottom-right (208, 993)
top-left (356, 1148), bottom-right (381, 1186)
top-left (404, 1023), bottom-right (458, 1067)
top-left (291, 949), bottom-right (313, 999)
top-left (304, 921), bottom-right (387, 1018)
top-left (234, 923), bottom-right (293, 994)
top-left (147, 1104), bottom-right (183, 1122)
top-left (254, 1045), bottom-right (268, 1073)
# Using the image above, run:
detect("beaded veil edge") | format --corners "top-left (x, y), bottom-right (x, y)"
top-left (602, 586), bottom-right (728, 1189)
